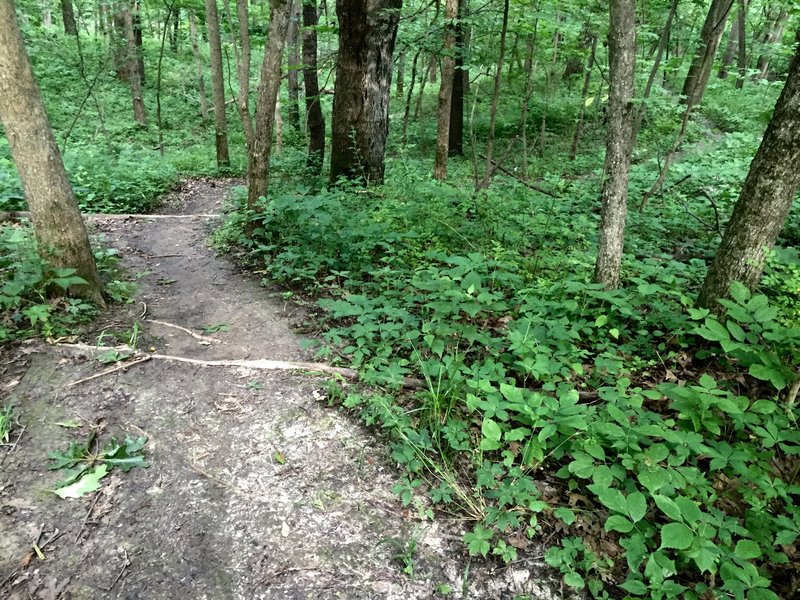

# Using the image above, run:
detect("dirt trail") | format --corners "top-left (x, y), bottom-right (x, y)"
top-left (0, 180), bottom-right (560, 600)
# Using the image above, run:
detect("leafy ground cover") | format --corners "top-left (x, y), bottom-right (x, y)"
top-left (215, 78), bottom-right (800, 599)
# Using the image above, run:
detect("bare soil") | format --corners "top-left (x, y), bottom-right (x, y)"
top-left (0, 180), bottom-right (562, 600)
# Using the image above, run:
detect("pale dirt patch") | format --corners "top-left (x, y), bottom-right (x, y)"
top-left (0, 180), bottom-right (564, 599)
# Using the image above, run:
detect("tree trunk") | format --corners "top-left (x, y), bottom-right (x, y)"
top-left (61, 0), bottom-right (77, 35)
top-left (329, 0), bottom-right (402, 185)
top-left (680, 0), bottom-right (733, 107)
top-left (570, 34), bottom-right (598, 160)
top-left (433, 0), bottom-right (458, 180)
top-left (401, 48), bottom-right (421, 144)
top-left (170, 7), bottom-right (179, 53)
top-left (698, 31), bottom-right (800, 309)
top-left (718, 7), bottom-right (740, 78)
top-left (395, 47), bottom-right (406, 100)
top-left (448, 0), bottom-right (465, 156)
top-left (236, 0), bottom-right (255, 150)
top-left (476, 0), bottom-right (509, 191)
top-left (594, 0), bottom-right (636, 290)
top-left (735, 0), bottom-right (747, 88)
top-left (0, 0), bottom-right (104, 306)
top-left (189, 12), bottom-right (210, 121)
top-left (123, 3), bottom-right (147, 125)
top-left (632, 0), bottom-right (678, 141)
top-left (133, 1), bottom-right (145, 84)
top-left (302, 0), bottom-right (324, 173)
top-left (205, 0), bottom-right (230, 167)
top-left (113, 12), bottom-right (130, 82)
top-left (755, 9), bottom-right (787, 80)
top-left (286, 0), bottom-right (301, 131)
top-left (246, 0), bottom-right (292, 223)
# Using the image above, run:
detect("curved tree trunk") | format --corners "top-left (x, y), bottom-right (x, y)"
top-left (594, 0), bottom-right (636, 290)
top-left (302, 0), bottom-right (325, 173)
top-left (205, 0), bottom-right (230, 167)
top-left (246, 0), bottom-right (292, 226)
top-left (680, 0), bottom-right (733, 107)
top-left (698, 32), bottom-right (800, 309)
top-left (434, 0), bottom-right (458, 180)
top-left (0, 0), bottom-right (104, 306)
top-left (329, 0), bottom-right (402, 185)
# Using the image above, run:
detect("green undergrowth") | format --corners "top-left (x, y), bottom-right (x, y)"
top-left (0, 221), bottom-right (132, 342)
top-left (216, 135), bottom-right (800, 598)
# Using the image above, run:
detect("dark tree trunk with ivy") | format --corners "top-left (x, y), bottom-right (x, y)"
top-left (698, 32), bottom-right (800, 309)
top-left (329, 0), bottom-right (402, 185)
top-left (681, 0), bottom-right (733, 108)
top-left (303, 0), bottom-right (325, 173)
top-left (594, 0), bottom-right (636, 290)
top-left (0, 0), bottom-right (104, 306)
top-left (60, 0), bottom-right (77, 35)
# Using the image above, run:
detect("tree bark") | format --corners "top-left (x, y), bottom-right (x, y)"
top-left (61, 0), bottom-right (77, 35)
top-left (329, 0), bottom-right (402, 185)
top-left (698, 31), bottom-right (800, 309)
top-left (594, 0), bottom-right (636, 290)
top-left (205, 0), bottom-right (230, 167)
top-left (123, 3), bottom-right (147, 125)
top-left (133, 1), bottom-right (145, 84)
top-left (395, 47), bottom-right (406, 100)
top-left (680, 0), bottom-right (733, 107)
top-left (735, 0), bottom-right (747, 88)
top-left (189, 12), bottom-right (210, 121)
top-left (302, 0), bottom-right (324, 173)
top-left (113, 11), bottom-right (130, 82)
top-left (170, 7), bottom-right (179, 53)
top-left (448, 0), bottom-right (465, 156)
top-left (0, 0), bottom-right (104, 306)
top-left (433, 0), bottom-right (458, 180)
top-left (286, 0), bottom-right (301, 131)
top-left (246, 0), bottom-right (292, 224)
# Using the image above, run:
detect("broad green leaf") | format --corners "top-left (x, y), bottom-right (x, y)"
top-left (627, 492), bottom-right (647, 523)
top-left (499, 383), bottom-right (524, 404)
top-left (660, 523), bottom-right (694, 550)
top-left (554, 507), bottom-right (576, 525)
top-left (749, 364), bottom-right (787, 390)
top-left (481, 418), bottom-right (502, 442)
top-left (734, 539), bottom-right (762, 560)
top-left (620, 578), bottom-right (648, 595)
top-left (563, 572), bottom-right (585, 589)
top-left (605, 515), bottom-right (634, 533)
top-left (54, 464), bottom-right (108, 499)
top-left (673, 496), bottom-right (703, 523)
top-left (653, 495), bottom-right (682, 522)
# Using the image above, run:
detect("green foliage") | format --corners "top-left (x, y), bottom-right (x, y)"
top-left (49, 431), bottom-right (149, 499)
top-left (0, 403), bottom-right (15, 443)
top-left (0, 222), bottom-right (132, 341)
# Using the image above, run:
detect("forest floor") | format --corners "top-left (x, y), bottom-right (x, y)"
top-left (0, 180), bottom-right (563, 600)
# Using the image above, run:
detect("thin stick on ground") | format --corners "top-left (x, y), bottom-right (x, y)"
top-left (67, 355), bottom-right (152, 388)
top-left (0, 423), bottom-right (26, 467)
top-left (146, 319), bottom-right (224, 344)
top-left (75, 492), bottom-right (102, 542)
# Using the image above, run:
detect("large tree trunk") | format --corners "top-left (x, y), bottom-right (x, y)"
top-left (286, 0), bottom-right (301, 132)
top-left (302, 0), bottom-right (324, 173)
top-left (61, 0), bottom-right (77, 35)
top-left (0, 0), bottom-right (104, 306)
top-left (246, 0), bottom-right (292, 223)
top-left (123, 3), bottom-right (147, 125)
top-left (680, 0), bottom-right (733, 107)
top-left (698, 31), bottom-right (800, 309)
top-left (594, 0), bottom-right (636, 290)
top-left (113, 12), bottom-right (130, 82)
top-left (329, 0), bottom-right (402, 185)
top-left (189, 12), bottom-right (210, 121)
top-left (433, 0), bottom-right (458, 180)
top-left (205, 0), bottom-right (230, 167)
top-left (448, 0), bottom-right (465, 156)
